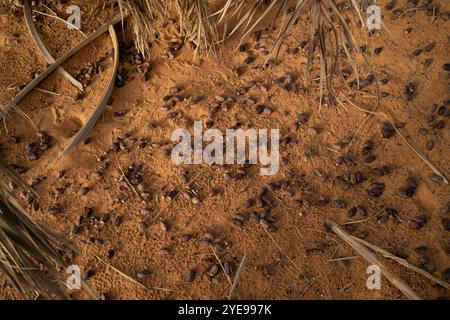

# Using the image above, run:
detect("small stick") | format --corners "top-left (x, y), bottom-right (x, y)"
top-left (94, 254), bottom-right (176, 293)
top-left (112, 153), bottom-right (144, 201)
top-left (151, 170), bottom-right (203, 223)
top-left (94, 254), bottom-right (146, 289)
top-left (342, 218), bottom-right (371, 225)
top-left (34, 88), bottom-right (61, 96)
top-left (339, 283), bottom-right (352, 292)
top-left (31, 9), bottom-right (86, 37)
top-left (261, 225), bottom-right (308, 279)
top-left (297, 277), bottom-right (316, 299)
top-left (328, 256), bottom-right (359, 262)
top-left (42, 4), bottom-right (57, 16)
top-left (154, 287), bottom-right (176, 293)
top-left (228, 254), bottom-right (247, 300)
top-left (2, 117), bottom-right (8, 134)
top-left (391, 122), bottom-right (448, 184)
top-left (210, 245), bottom-right (233, 286)
top-left (274, 196), bottom-right (294, 210)
top-left (431, 5), bottom-right (436, 24)
top-left (323, 145), bottom-right (341, 154)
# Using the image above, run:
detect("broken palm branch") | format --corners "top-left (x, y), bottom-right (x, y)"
top-left (23, 0), bottom-right (84, 92)
top-left (1, 14), bottom-right (126, 117)
top-left (326, 220), bottom-right (421, 300)
top-left (0, 160), bottom-right (70, 299)
top-left (62, 25), bottom-right (120, 154)
top-left (228, 253), bottom-right (247, 300)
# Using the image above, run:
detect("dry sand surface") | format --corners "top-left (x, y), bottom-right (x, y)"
top-left (0, 0), bottom-right (449, 300)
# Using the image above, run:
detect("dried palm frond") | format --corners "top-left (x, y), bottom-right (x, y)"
top-left (175, 0), bottom-right (218, 53)
top-left (0, 159), bottom-right (72, 299)
top-left (217, 0), bottom-right (371, 103)
top-left (119, 0), bottom-right (218, 54)
top-left (215, 0), bottom-right (245, 24)
top-left (118, 0), bottom-right (372, 99)
top-left (117, 0), bottom-right (166, 55)
top-left (222, 0), bottom-right (276, 41)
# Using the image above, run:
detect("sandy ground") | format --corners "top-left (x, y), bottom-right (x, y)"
top-left (0, 0), bottom-right (449, 300)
